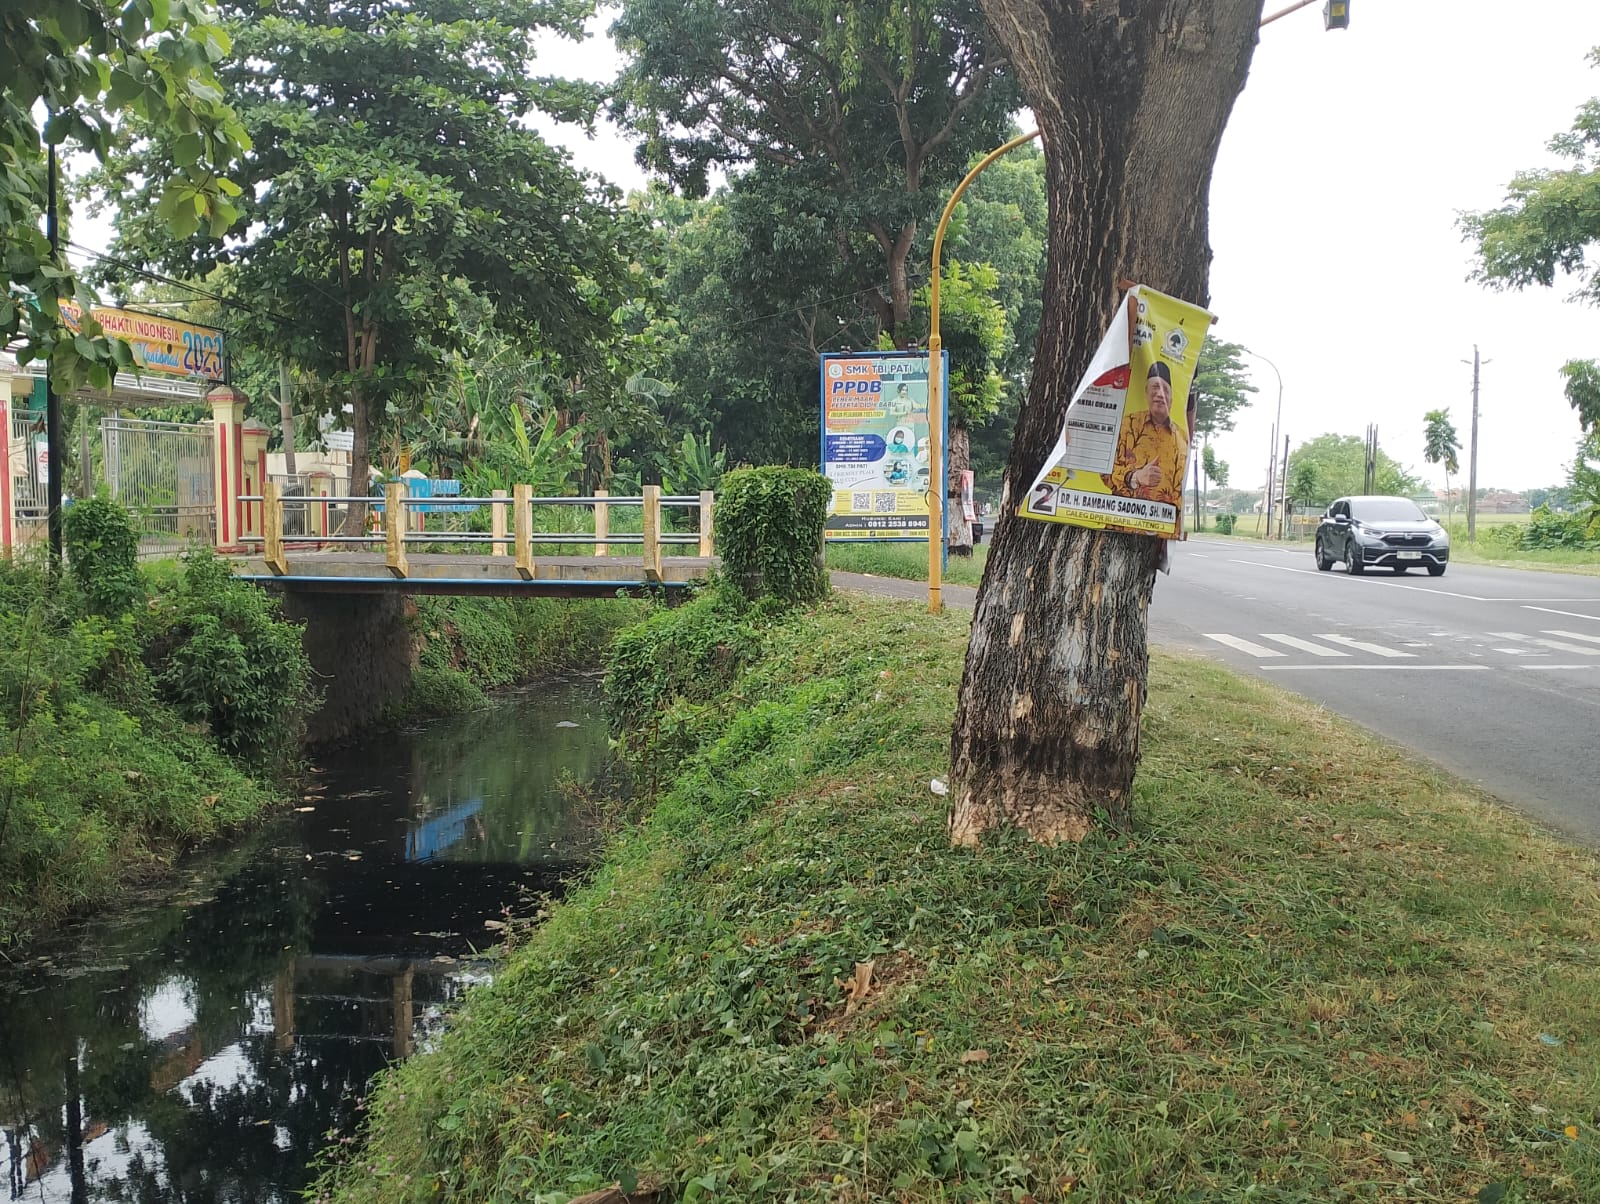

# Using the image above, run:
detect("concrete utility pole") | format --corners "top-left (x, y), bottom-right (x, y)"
top-left (1466, 345), bottom-right (1481, 543)
top-left (1280, 432), bottom-right (1289, 538)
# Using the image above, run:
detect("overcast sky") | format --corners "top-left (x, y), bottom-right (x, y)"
top-left (524, 1), bottom-right (1600, 493)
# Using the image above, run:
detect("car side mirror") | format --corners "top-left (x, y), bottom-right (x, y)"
top-left (1332, 514), bottom-right (1350, 525)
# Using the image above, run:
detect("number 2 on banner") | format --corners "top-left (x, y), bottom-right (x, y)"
top-left (1030, 482), bottom-right (1057, 515)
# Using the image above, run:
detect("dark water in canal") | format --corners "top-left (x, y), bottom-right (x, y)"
top-left (1, 680), bottom-right (611, 1203)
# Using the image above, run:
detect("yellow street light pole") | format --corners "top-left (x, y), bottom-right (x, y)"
top-left (927, 128), bottom-right (1041, 613)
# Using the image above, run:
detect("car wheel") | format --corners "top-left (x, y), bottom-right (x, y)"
top-left (1345, 544), bottom-right (1364, 575)
top-left (1315, 538), bottom-right (1333, 571)
top-left (1427, 564), bottom-right (1446, 577)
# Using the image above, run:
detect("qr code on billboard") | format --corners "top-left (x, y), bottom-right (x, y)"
top-left (851, 491), bottom-right (871, 512)
top-left (873, 491), bottom-right (897, 514)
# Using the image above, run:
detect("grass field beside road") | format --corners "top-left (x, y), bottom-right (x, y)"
top-left (825, 540), bottom-right (989, 585)
top-left (320, 593), bottom-right (1600, 1203)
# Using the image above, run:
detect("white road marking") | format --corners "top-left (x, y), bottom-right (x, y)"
top-left (1488, 632), bottom-right (1600, 657)
top-left (1493, 647), bottom-right (1539, 656)
top-left (1260, 633), bottom-right (1350, 657)
top-left (1522, 605), bottom-right (1600, 623)
top-left (1510, 664), bottom-right (1598, 672)
top-left (1261, 664), bottom-right (1489, 671)
top-left (1204, 634), bottom-right (1284, 657)
top-left (1546, 629), bottom-right (1600, 646)
top-left (1223, 558), bottom-right (1494, 600)
top-left (1314, 633), bottom-right (1417, 658)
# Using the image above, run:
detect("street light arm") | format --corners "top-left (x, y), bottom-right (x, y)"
top-left (926, 128), bottom-right (1042, 612)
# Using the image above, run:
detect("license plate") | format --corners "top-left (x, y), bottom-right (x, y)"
top-left (1398, 551), bottom-right (1422, 560)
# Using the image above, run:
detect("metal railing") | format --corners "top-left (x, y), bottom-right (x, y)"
top-left (239, 484), bottom-right (715, 582)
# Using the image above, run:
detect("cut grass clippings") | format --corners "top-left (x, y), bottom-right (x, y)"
top-left (316, 594), bottom-right (1600, 1203)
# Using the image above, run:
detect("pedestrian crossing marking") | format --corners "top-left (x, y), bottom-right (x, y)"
top-left (1260, 634), bottom-right (1350, 657)
top-left (1314, 633), bottom-right (1416, 658)
top-left (1546, 629), bottom-right (1600, 646)
top-left (1489, 632), bottom-right (1600, 657)
top-left (1203, 634), bottom-right (1284, 658)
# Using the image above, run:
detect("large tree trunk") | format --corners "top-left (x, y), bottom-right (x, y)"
top-left (347, 381), bottom-right (371, 535)
top-left (949, 0), bottom-right (1261, 846)
top-left (948, 422), bottom-right (974, 555)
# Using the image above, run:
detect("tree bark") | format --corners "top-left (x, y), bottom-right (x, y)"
top-left (949, 0), bottom-right (1261, 846)
top-left (347, 380), bottom-right (371, 535)
top-left (948, 422), bottom-right (974, 555)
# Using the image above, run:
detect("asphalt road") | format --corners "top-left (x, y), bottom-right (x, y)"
top-left (834, 547), bottom-right (1600, 844)
top-left (1150, 538), bottom-right (1600, 845)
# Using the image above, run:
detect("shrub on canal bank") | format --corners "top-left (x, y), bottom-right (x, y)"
top-left (0, 550), bottom-right (296, 946)
top-left (395, 594), bottom-right (646, 720)
top-left (317, 594), bottom-right (1600, 1203)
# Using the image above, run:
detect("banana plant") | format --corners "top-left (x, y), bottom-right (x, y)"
top-left (660, 430), bottom-right (726, 496)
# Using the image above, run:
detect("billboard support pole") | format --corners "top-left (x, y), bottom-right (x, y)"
top-left (927, 128), bottom-right (1041, 613)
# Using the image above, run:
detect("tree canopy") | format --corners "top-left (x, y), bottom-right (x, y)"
top-left (1462, 48), bottom-right (1600, 432)
top-left (1422, 408), bottom-right (1461, 477)
top-left (1190, 338), bottom-right (1258, 437)
top-left (611, 0), bottom-right (1020, 341)
top-left (97, 0), bottom-right (637, 516)
top-left (2, 0), bottom-right (246, 389)
top-left (1286, 433), bottom-right (1423, 508)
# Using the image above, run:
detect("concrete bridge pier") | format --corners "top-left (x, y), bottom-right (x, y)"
top-left (280, 592), bottom-right (415, 743)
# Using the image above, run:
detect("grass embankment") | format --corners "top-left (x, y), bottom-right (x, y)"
top-left (826, 542), bottom-right (988, 586)
top-left (319, 592), bottom-right (1600, 1202)
top-left (398, 595), bottom-right (646, 717)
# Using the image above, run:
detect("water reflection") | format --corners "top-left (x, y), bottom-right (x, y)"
top-left (1, 679), bottom-right (608, 1202)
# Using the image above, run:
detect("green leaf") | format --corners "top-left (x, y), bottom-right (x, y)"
top-left (174, 132), bottom-right (202, 167)
top-left (149, 0), bottom-right (171, 31)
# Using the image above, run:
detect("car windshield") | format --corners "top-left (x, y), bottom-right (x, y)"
top-left (1351, 498), bottom-right (1427, 523)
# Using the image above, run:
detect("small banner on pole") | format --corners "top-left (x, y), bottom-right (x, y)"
top-left (1019, 285), bottom-right (1213, 539)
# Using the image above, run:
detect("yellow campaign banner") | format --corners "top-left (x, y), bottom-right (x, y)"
top-left (59, 301), bottom-right (227, 383)
top-left (1019, 285), bottom-right (1213, 539)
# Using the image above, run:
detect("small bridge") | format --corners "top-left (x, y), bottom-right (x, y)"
top-left (232, 483), bottom-right (718, 597)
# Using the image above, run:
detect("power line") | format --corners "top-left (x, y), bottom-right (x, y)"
top-left (66, 240), bottom-right (299, 327)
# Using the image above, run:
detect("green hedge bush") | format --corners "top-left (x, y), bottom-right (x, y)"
top-left (714, 467), bottom-right (830, 605)
top-left (63, 493), bottom-right (143, 615)
top-left (143, 549), bottom-right (315, 767)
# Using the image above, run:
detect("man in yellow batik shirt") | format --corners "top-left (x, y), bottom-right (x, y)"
top-left (1110, 361), bottom-right (1187, 505)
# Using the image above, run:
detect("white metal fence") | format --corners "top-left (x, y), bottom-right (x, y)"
top-left (100, 416), bottom-right (215, 554)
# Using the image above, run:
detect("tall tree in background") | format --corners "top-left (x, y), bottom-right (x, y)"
top-left (1422, 408), bottom-right (1461, 525)
top-left (98, 0), bottom-right (635, 527)
top-left (958, 141), bottom-right (1048, 488)
top-left (2, 0), bottom-right (245, 388)
top-left (610, 0), bottom-right (1020, 342)
top-left (947, 0), bottom-right (1261, 845)
top-left (1286, 433), bottom-right (1422, 508)
top-left (1462, 49), bottom-right (1600, 434)
top-left (1187, 337), bottom-right (1255, 530)
top-left (1190, 338), bottom-right (1258, 439)
top-left (911, 260), bottom-right (1009, 553)
top-left (1199, 443), bottom-right (1228, 529)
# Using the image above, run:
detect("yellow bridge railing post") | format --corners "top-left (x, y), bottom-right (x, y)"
top-left (594, 487), bottom-right (609, 556)
top-left (698, 490), bottom-right (714, 557)
top-left (490, 488), bottom-right (507, 556)
top-left (642, 484), bottom-right (663, 582)
top-left (263, 480), bottom-right (287, 576)
top-left (514, 484), bottom-right (534, 580)
top-left (384, 482), bottom-right (408, 578)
